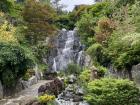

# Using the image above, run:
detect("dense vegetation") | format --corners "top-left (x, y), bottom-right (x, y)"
top-left (0, 0), bottom-right (58, 89)
top-left (74, 0), bottom-right (140, 80)
top-left (0, 0), bottom-right (140, 105)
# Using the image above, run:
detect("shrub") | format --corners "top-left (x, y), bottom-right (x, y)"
top-left (97, 65), bottom-right (107, 77)
top-left (87, 43), bottom-right (110, 66)
top-left (95, 17), bottom-right (115, 45)
top-left (0, 42), bottom-right (33, 87)
top-left (79, 69), bottom-right (91, 83)
top-left (66, 63), bottom-right (82, 75)
top-left (84, 78), bottom-right (140, 105)
top-left (38, 94), bottom-right (55, 104)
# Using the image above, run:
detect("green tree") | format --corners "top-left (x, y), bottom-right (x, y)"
top-left (0, 42), bottom-right (33, 87)
top-left (23, 0), bottom-right (57, 45)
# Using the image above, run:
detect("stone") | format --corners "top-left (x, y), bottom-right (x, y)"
top-left (76, 88), bottom-right (84, 96)
top-left (132, 63), bottom-right (140, 84)
top-left (90, 66), bottom-right (99, 80)
top-left (38, 78), bottom-right (64, 96)
top-left (68, 75), bottom-right (77, 84)
top-left (34, 65), bottom-right (42, 80)
top-left (73, 95), bottom-right (83, 102)
top-left (28, 76), bottom-right (38, 86)
top-left (0, 81), bottom-right (3, 99)
top-left (21, 80), bottom-right (30, 89)
top-left (38, 85), bottom-right (46, 95)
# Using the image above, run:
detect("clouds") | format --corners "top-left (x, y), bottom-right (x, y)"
top-left (60, 0), bottom-right (95, 11)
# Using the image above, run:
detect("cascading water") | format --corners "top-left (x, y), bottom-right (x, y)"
top-left (52, 58), bottom-right (57, 72)
top-left (51, 29), bottom-right (90, 71)
top-left (50, 29), bottom-right (90, 105)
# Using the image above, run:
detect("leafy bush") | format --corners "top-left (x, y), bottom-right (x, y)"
top-left (87, 43), bottom-right (110, 66)
top-left (76, 2), bottom-right (112, 47)
top-left (23, 0), bottom-right (57, 45)
top-left (0, 42), bottom-right (33, 87)
top-left (107, 32), bottom-right (140, 79)
top-left (97, 65), bottom-right (107, 77)
top-left (38, 94), bottom-right (55, 104)
top-left (84, 78), bottom-right (140, 105)
top-left (66, 63), bottom-right (82, 75)
top-left (79, 69), bottom-right (91, 83)
top-left (0, 20), bottom-right (17, 43)
top-left (22, 72), bottom-right (30, 81)
top-left (95, 17), bottom-right (115, 45)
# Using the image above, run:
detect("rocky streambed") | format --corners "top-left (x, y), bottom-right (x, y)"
top-left (55, 75), bottom-right (89, 105)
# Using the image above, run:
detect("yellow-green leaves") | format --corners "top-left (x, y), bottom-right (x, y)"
top-left (0, 20), bottom-right (17, 43)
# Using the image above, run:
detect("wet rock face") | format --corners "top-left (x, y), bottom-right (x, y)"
top-left (46, 29), bottom-right (91, 72)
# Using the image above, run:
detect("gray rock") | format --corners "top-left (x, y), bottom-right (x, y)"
top-left (68, 75), bottom-right (77, 84)
top-left (0, 81), bottom-right (3, 99)
top-left (132, 63), bottom-right (140, 85)
top-left (21, 80), bottom-right (30, 88)
top-left (76, 88), bottom-right (84, 96)
top-left (73, 95), bottom-right (83, 102)
top-left (28, 76), bottom-right (38, 86)
top-left (34, 65), bottom-right (42, 80)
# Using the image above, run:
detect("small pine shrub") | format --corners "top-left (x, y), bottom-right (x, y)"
top-left (84, 78), bottom-right (140, 105)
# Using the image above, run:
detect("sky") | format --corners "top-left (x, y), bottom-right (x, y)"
top-left (59, 0), bottom-right (95, 11)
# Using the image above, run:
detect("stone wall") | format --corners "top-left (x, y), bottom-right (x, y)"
top-left (107, 64), bottom-right (140, 84)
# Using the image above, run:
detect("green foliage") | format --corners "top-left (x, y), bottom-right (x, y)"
top-left (0, 0), bottom-right (13, 13)
top-left (79, 69), bottom-right (91, 83)
top-left (55, 14), bottom-right (75, 30)
top-left (114, 0), bottom-right (135, 8)
top-left (31, 43), bottom-right (49, 71)
top-left (38, 94), bottom-right (55, 104)
top-left (108, 32), bottom-right (140, 70)
top-left (76, 0), bottom-right (140, 77)
top-left (95, 17), bottom-right (115, 45)
top-left (0, 42), bottom-right (33, 87)
top-left (22, 72), bottom-right (30, 81)
top-left (131, 0), bottom-right (140, 33)
top-left (84, 78), bottom-right (140, 105)
top-left (66, 63), bottom-right (82, 75)
top-left (23, 0), bottom-right (57, 45)
top-left (87, 43), bottom-right (110, 66)
top-left (76, 13), bottom-right (95, 47)
top-left (76, 2), bottom-right (112, 47)
top-left (97, 65), bottom-right (107, 77)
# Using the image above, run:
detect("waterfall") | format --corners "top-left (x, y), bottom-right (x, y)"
top-left (52, 58), bottom-right (57, 71)
top-left (77, 51), bottom-right (84, 65)
top-left (51, 29), bottom-right (91, 71)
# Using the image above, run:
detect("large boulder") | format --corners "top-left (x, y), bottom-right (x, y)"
top-left (38, 78), bottom-right (64, 96)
